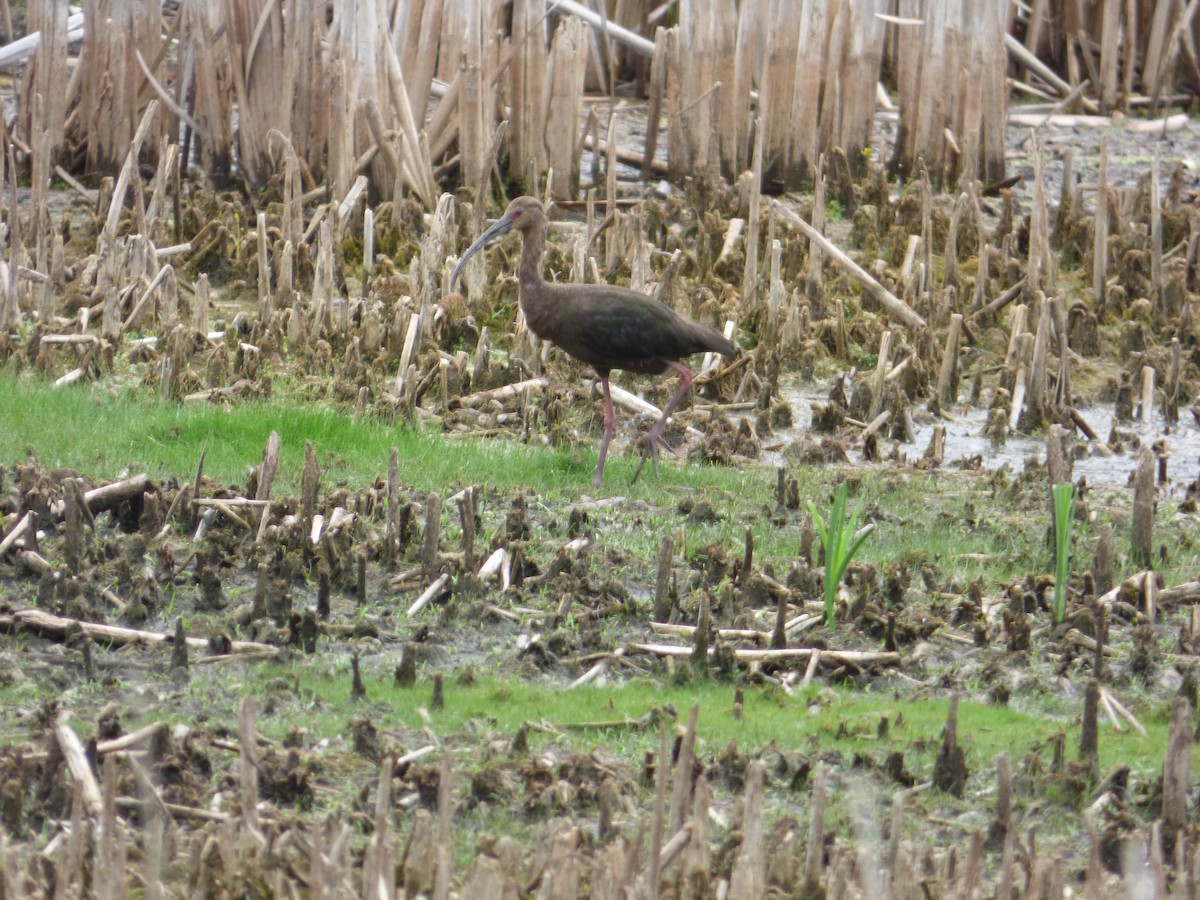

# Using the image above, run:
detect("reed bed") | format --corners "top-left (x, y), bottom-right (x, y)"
top-left (1011, 0), bottom-right (1200, 113)
top-left (5, 0), bottom-right (1197, 202)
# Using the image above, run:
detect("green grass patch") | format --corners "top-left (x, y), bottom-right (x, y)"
top-left (0, 370), bottom-right (764, 501)
top-left (188, 661), bottom-right (1186, 786)
top-left (7, 370), bottom-right (1192, 597)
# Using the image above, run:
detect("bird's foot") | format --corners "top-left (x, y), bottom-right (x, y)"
top-left (630, 452), bottom-right (658, 486)
top-left (630, 430), bottom-right (675, 485)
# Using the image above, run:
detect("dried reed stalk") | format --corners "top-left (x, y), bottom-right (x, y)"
top-left (668, 0), bottom-right (725, 179)
top-left (1131, 447), bottom-right (1155, 567)
top-left (891, 0), bottom-right (1005, 185)
top-left (509, 0), bottom-right (548, 182)
top-left (545, 16), bottom-right (588, 199)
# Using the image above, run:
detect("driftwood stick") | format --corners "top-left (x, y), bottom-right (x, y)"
top-left (631, 643), bottom-right (899, 666)
top-left (213, 502), bottom-right (251, 531)
top-left (1094, 571), bottom-right (1152, 607)
top-left (1003, 34), bottom-right (1100, 112)
top-left (800, 649), bottom-right (822, 689)
top-left (96, 721), bottom-right (170, 755)
top-left (122, 264), bottom-right (175, 331)
top-left (770, 200), bottom-right (926, 330)
top-left (581, 133), bottom-right (672, 178)
top-left (1102, 688), bottom-right (1147, 737)
top-left (549, 0), bottom-right (655, 55)
top-left (54, 715), bottom-right (104, 817)
top-left (1079, 678), bottom-right (1100, 769)
top-left (457, 487), bottom-right (476, 573)
top-left (477, 547), bottom-right (507, 580)
top-left (1062, 628), bottom-right (1115, 656)
top-left (192, 498), bottom-right (270, 508)
top-left (435, 750), bottom-right (453, 900)
top-left (451, 378), bottom-right (549, 409)
top-left (407, 573), bottom-right (450, 618)
top-left (1157, 581), bottom-right (1200, 606)
top-left (861, 411), bottom-right (890, 441)
top-left (0, 510), bottom-right (34, 556)
top-left (5, 608), bottom-right (277, 655)
top-left (970, 278), bottom-right (1026, 323)
top-left (18, 551), bottom-right (53, 576)
top-left (605, 383), bottom-right (705, 438)
top-left (115, 796), bottom-right (228, 823)
top-left (83, 475), bottom-right (150, 514)
top-left (651, 622), bottom-right (770, 642)
top-left (936, 313), bottom-right (963, 407)
top-left (569, 648), bottom-right (625, 688)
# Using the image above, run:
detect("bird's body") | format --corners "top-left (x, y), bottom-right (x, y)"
top-left (452, 196), bottom-right (736, 485)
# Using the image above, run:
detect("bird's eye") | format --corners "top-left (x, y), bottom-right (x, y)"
top-left (510, 209), bottom-right (523, 219)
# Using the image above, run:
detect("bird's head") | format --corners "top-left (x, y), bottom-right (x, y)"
top-left (450, 197), bottom-right (546, 289)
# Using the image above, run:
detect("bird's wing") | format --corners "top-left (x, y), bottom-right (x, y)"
top-left (571, 290), bottom-right (700, 365)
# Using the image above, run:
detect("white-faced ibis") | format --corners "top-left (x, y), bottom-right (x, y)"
top-left (451, 196), bottom-right (737, 486)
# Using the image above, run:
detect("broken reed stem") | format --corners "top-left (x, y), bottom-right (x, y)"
top-left (102, 100), bottom-right (160, 245)
top-left (1080, 678), bottom-right (1100, 772)
top-left (653, 535), bottom-right (674, 622)
top-left (936, 313), bottom-right (963, 408)
top-left (1131, 448), bottom-right (1154, 568)
top-left (422, 492), bottom-right (441, 579)
top-left (1093, 135), bottom-right (1108, 306)
top-left (771, 199), bottom-right (926, 330)
top-left (1162, 696), bottom-right (1192, 841)
top-left (1140, 365), bottom-right (1155, 427)
top-left (648, 721), bottom-right (670, 895)
top-left (869, 330), bottom-right (892, 419)
top-left (668, 703), bottom-right (699, 838)
top-left (435, 750), bottom-right (453, 900)
top-left (803, 765), bottom-right (828, 890)
top-left (456, 486), bottom-right (476, 572)
top-left (730, 760), bottom-right (765, 893)
top-left (239, 694), bottom-right (261, 838)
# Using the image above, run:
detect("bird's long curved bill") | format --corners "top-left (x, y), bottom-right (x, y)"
top-left (450, 215), bottom-right (513, 288)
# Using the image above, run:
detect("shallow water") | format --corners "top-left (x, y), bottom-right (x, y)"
top-left (768, 383), bottom-right (1200, 496)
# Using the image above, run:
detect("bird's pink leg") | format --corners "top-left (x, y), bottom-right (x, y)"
top-left (632, 361), bottom-right (695, 485)
top-left (593, 375), bottom-right (616, 487)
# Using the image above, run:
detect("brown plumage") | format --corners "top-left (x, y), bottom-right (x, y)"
top-left (451, 196), bottom-right (737, 486)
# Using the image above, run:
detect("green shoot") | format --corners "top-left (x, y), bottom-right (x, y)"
top-left (1052, 483), bottom-right (1076, 624)
top-left (807, 484), bottom-right (876, 627)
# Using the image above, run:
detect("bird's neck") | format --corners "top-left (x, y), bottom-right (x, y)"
top-left (517, 221), bottom-right (547, 287)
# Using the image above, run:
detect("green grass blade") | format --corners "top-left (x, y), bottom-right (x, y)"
top-left (1051, 483), bottom-right (1076, 625)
